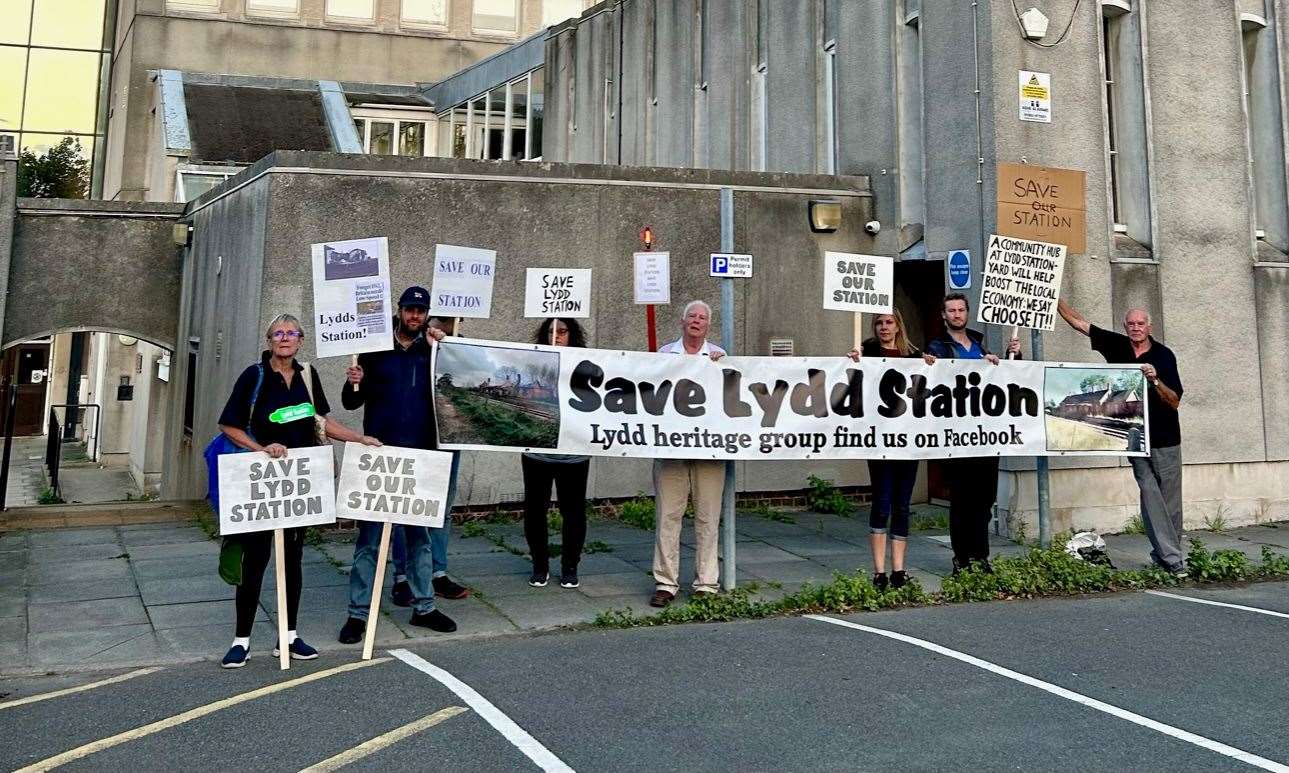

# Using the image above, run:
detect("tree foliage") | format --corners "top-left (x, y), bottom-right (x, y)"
top-left (16, 137), bottom-right (90, 199)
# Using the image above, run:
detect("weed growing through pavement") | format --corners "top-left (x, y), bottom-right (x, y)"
top-left (1203, 502), bottom-right (1230, 533)
top-left (911, 511), bottom-right (950, 531)
top-left (616, 495), bottom-right (657, 531)
top-left (37, 487), bottom-right (64, 505)
top-left (1121, 513), bottom-right (1147, 535)
top-left (806, 475), bottom-right (855, 517)
top-left (740, 502), bottom-right (797, 524)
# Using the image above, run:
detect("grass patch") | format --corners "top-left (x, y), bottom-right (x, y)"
top-left (1044, 415), bottom-right (1131, 452)
top-left (1120, 513), bottom-right (1146, 535)
top-left (911, 511), bottom-right (949, 531)
top-left (806, 475), bottom-right (855, 517)
top-left (615, 495), bottom-right (656, 531)
top-left (740, 502), bottom-right (796, 524)
top-left (37, 487), bottom-right (64, 505)
top-left (447, 389), bottom-right (558, 447)
top-left (591, 536), bottom-right (1289, 628)
top-left (1203, 502), bottom-right (1230, 533)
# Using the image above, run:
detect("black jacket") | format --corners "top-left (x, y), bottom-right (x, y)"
top-left (340, 327), bottom-right (436, 449)
top-left (925, 328), bottom-right (1022, 360)
top-left (860, 337), bottom-right (923, 358)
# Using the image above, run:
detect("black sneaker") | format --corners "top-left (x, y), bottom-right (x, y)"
top-left (872, 572), bottom-right (889, 592)
top-left (409, 609), bottom-right (457, 633)
top-left (273, 637), bottom-right (319, 660)
top-left (338, 617), bottom-right (366, 644)
top-left (1168, 563), bottom-right (1189, 579)
top-left (221, 644), bottom-right (249, 669)
top-left (890, 570), bottom-right (909, 590)
top-left (529, 571), bottom-right (549, 587)
top-left (390, 580), bottom-right (413, 607)
top-left (433, 575), bottom-right (470, 599)
top-left (559, 568), bottom-right (579, 588)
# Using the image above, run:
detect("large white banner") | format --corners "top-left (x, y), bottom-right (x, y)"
top-left (433, 339), bottom-right (1150, 460)
top-left (335, 443), bottom-right (452, 528)
top-left (310, 237), bottom-right (394, 358)
top-left (218, 446), bottom-right (338, 535)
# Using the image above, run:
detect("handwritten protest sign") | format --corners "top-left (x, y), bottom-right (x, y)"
top-left (633, 252), bottom-right (670, 305)
top-left (430, 244), bottom-right (496, 318)
top-left (978, 234), bottom-right (1067, 331)
top-left (217, 446), bottom-right (337, 536)
top-left (310, 237), bottom-right (394, 359)
top-left (336, 443), bottom-right (452, 528)
top-left (822, 252), bottom-right (894, 314)
top-left (524, 268), bottom-right (592, 318)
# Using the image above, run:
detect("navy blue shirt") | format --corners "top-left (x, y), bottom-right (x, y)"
top-left (219, 352), bottom-right (331, 449)
top-left (340, 330), bottom-right (437, 449)
top-left (1089, 325), bottom-right (1183, 448)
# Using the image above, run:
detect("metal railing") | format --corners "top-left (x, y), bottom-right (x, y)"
top-left (0, 385), bottom-right (16, 510)
top-left (45, 409), bottom-right (61, 498)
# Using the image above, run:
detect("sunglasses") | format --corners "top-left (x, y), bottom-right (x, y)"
top-left (271, 330), bottom-right (304, 340)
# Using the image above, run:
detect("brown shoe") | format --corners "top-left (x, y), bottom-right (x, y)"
top-left (649, 589), bottom-right (675, 608)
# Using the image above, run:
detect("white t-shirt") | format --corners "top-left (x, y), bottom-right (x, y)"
top-left (658, 338), bottom-right (726, 357)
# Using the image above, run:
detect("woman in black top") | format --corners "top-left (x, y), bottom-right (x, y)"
top-left (846, 310), bottom-right (936, 592)
top-left (216, 313), bottom-right (378, 668)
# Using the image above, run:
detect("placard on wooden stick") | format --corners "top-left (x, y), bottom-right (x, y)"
top-left (524, 268), bottom-right (592, 318)
top-left (978, 233), bottom-right (1067, 332)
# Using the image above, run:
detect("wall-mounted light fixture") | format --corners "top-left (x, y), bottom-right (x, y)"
top-left (809, 199), bottom-right (842, 233)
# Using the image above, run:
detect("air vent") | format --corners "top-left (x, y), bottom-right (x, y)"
top-left (768, 338), bottom-right (795, 356)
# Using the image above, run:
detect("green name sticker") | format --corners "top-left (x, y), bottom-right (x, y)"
top-left (269, 402), bottom-right (316, 424)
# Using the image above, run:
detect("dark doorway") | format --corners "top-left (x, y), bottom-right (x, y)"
top-left (894, 259), bottom-right (949, 502)
top-left (1, 342), bottom-right (51, 436)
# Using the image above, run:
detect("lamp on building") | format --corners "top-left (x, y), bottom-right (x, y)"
top-left (808, 199), bottom-right (842, 233)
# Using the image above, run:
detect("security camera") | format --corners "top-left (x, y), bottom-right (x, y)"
top-left (864, 220), bottom-right (881, 235)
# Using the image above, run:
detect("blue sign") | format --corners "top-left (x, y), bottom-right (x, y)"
top-left (947, 249), bottom-right (972, 290)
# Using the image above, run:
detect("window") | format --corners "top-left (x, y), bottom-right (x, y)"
top-left (542, 0), bottom-right (583, 27)
top-left (23, 48), bottom-right (100, 133)
top-left (1240, 11), bottom-right (1289, 252)
top-left (175, 168), bottom-right (235, 202)
top-left (529, 68), bottom-right (544, 159)
top-left (402, 0), bottom-right (447, 27)
top-left (31, 0), bottom-right (106, 49)
top-left (352, 109), bottom-right (436, 156)
top-left (898, 6), bottom-right (926, 228)
top-left (166, 0), bottom-right (219, 10)
top-left (183, 340), bottom-right (198, 436)
top-left (1100, 2), bottom-right (1152, 247)
top-left (327, 0), bottom-right (374, 21)
top-left (247, 0), bottom-right (298, 16)
top-left (474, 0), bottom-right (518, 34)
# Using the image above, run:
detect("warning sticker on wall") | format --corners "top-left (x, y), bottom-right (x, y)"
top-left (1019, 70), bottom-right (1051, 123)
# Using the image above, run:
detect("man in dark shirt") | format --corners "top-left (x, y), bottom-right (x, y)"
top-left (1057, 299), bottom-right (1187, 577)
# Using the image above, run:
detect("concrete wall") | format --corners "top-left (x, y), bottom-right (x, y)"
top-left (171, 151), bottom-right (874, 501)
top-left (129, 341), bottom-right (169, 492)
top-left (3, 200), bottom-right (185, 350)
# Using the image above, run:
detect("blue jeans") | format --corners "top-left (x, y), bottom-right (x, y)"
top-left (348, 521), bottom-right (435, 618)
top-left (867, 459), bottom-right (918, 539)
top-left (390, 451), bottom-right (459, 578)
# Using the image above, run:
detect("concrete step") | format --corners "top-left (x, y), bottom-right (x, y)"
top-left (0, 500), bottom-right (207, 531)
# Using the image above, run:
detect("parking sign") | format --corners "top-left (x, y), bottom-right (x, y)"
top-left (710, 253), bottom-right (753, 278)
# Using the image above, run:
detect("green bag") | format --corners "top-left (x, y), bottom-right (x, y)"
top-left (218, 536), bottom-right (244, 586)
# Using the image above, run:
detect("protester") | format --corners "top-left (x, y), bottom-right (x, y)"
top-left (925, 293), bottom-right (1020, 573)
top-left (847, 310), bottom-right (936, 590)
top-left (651, 301), bottom-right (727, 607)
top-left (336, 288), bottom-right (460, 646)
top-left (1057, 299), bottom-right (1187, 577)
top-left (523, 318), bottom-right (592, 589)
top-left (216, 313), bottom-right (379, 668)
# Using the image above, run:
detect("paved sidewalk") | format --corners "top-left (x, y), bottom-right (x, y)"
top-left (3, 511), bottom-right (1288, 676)
top-left (2, 437), bottom-right (47, 507)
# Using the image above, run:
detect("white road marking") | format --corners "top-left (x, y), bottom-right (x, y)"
top-left (805, 615), bottom-right (1289, 773)
top-left (0, 667), bottom-right (163, 711)
top-left (298, 705), bottom-right (468, 773)
top-left (1145, 590), bottom-right (1289, 620)
top-left (15, 658), bottom-right (390, 772)
top-left (389, 649), bottom-right (575, 773)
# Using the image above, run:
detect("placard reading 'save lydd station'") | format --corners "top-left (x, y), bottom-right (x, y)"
top-left (217, 446), bottom-right (337, 536)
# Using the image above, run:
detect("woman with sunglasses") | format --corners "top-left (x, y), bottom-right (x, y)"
top-left (215, 313), bottom-right (379, 668)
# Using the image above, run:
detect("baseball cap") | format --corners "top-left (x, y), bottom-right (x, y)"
top-left (399, 286), bottom-right (430, 309)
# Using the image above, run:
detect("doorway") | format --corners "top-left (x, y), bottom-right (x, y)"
top-left (893, 259), bottom-right (949, 502)
top-left (1, 341), bottom-right (51, 436)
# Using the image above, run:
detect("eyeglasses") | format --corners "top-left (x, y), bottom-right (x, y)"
top-left (271, 330), bottom-right (303, 340)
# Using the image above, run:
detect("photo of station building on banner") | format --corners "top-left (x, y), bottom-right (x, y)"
top-left (2, 0), bottom-right (1287, 538)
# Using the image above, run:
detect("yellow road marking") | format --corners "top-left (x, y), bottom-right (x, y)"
top-left (297, 706), bottom-right (469, 773)
top-left (15, 658), bottom-right (390, 772)
top-left (0, 667), bottom-right (164, 712)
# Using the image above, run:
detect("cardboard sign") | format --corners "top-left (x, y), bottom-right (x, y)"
top-left (633, 252), bottom-right (670, 305)
top-left (1019, 70), bottom-right (1051, 123)
top-left (822, 252), bottom-right (894, 314)
top-left (217, 446), bottom-right (337, 536)
top-left (997, 162), bottom-right (1087, 254)
top-left (524, 268), bottom-right (592, 318)
top-left (430, 244), bottom-right (497, 318)
top-left (310, 237), bottom-right (394, 359)
top-left (978, 234), bottom-right (1067, 331)
top-left (710, 253), bottom-right (753, 278)
top-left (335, 443), bottom-right (452, 528)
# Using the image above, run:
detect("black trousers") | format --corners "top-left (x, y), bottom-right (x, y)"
top-left (234, 528), bottom-right (305, 637)
top-left (944, 457), bottom-right (1000, 565)
top-left (521, 456), bottom-right (590, 573)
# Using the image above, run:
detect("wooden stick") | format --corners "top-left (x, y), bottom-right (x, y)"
top-left (852, 312), bottom-right (863, 352)
top-left (351, 354), bottom-right (360, 392)
top-left (274, 528), bottom-right (290, 671)
top-left (361, 522), bottom-right (392, 661)
top-left (452, 317), bottom-right (461, 337)
top-left (550, 318), bottom-right (557, 347)
top-left (1007, 325), bottom-right (1019, 360)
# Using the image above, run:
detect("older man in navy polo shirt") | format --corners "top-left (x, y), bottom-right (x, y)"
top-left (1058, 299), bottom-right (1187, 577)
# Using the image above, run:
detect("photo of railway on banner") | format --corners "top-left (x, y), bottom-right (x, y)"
top-left (431, 339), bottom-right (1149, 461)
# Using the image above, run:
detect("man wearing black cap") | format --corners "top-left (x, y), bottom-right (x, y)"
top-left (337, 286), bottom-right (457, 642)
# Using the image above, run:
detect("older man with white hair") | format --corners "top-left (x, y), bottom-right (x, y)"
top-left (1058, 298), bottom-right (1187, 577)
top-left (650, 300), bottom-right (727, 607)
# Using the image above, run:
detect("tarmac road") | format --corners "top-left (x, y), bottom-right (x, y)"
top-left (2, 581), bottom-right (1287, 772)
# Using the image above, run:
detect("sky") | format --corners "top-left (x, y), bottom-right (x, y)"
top-left (437, 343), bottom-right (560, 387)
top-left (1044, 366), bottom-right (1144, 402)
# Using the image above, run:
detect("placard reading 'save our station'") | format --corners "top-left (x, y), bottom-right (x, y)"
top-left (822, 251), bottom-right (894, 314)
top-left (429, 244), bottom-right (497, 318)
top-left (217, 446), bottom-right (337, 536)
top-left (335, 443), bottom-right (453, 528)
